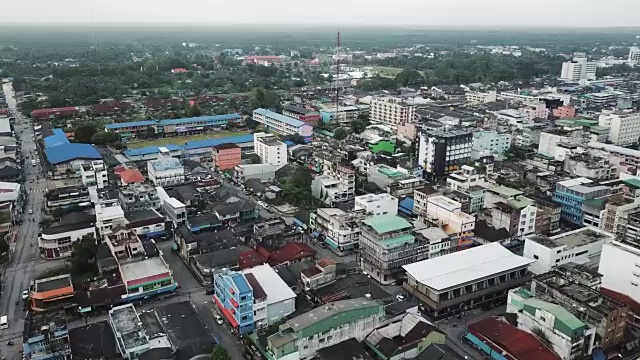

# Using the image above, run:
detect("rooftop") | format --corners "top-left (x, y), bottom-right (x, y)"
top-left (486, 185), bottom-right (523, 198)
top-left (253, 108), bottom-right (308, 128)
top-left (34, 274), bottom-right (72, 293)
top-left (287, 298), bottom-right (381, 331)
top-left (109, 304), bottom-right (148, 349)
top-left (243, 264), bottom-right (296, 304)
top-left (403, 242), bottom-right (534, 291)
top-left (527, 227), bottom-right (613, 250)
top-left (69, 321), bottom-right (119, 360)
top-left (521, 298), bottom-right (586, 333)
top-left (362, 214), bottom-right (412, 234)
top-left (45, 143), bottom-right (102, 164)
top-left (150, 157), bottom-right (183, 171)
top-left (120, 257), bottom-right (169, 282)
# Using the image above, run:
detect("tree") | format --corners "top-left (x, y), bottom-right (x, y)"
top-left (210, 345), bottom-right (231, 360)
top-left (350, 119), bottom-right (368, 134)
top-left (249, 87), bottom-right (280, 111)
top-left (334, 127), bottom-right (348, 140)
top-left (186, 104), bottom-right (202, 117)
top-left (243, 153), bottom-right (262, 164)
top-left (395, 69), bottom-right (425, 87)
top-left (70, 234), bottom-right (98, 276)
top-left (144, 126), bottom-right (156, 139)
top-left (91, 131), bottom-right (120, 145)
top-left (74, 124), bottom-right (97, 144)
top-left (47, 92), bottom-right (68, 108)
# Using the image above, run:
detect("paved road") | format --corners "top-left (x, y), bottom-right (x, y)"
top-left (0, 83), bottom-right (66, 359)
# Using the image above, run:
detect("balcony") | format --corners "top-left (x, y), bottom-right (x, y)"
top-left (403, 273), bottom-right (531, 310)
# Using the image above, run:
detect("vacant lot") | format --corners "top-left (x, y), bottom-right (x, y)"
top-left (372, 66), bottom-right (426, 78)
top-left (126, 131), bottom-right (250, 148)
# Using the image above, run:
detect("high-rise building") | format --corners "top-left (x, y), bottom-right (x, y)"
top-left (598, 110), bottom-right (640, 146)
top-left (628, 46), bottom-right (640, 66)
top-left (418, 129), bottom-right (472, 181)
top-left (370, 96), bottom-right (416, 128)
top-left (253, 132), bottom-right (288, 166)
top-left (560, 53), bottom-right (597, 83)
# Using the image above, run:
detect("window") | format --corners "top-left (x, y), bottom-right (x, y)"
top-left (533, 255), bottom-right (539, 260)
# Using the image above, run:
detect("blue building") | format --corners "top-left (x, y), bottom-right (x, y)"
top-left (213, 270), bottom-right (254, 334)
top-left (23, 312), bottom-right (72, 360)
top-left (552, 177), bottom-right (610, 225)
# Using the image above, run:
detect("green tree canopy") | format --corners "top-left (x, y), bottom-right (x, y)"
top-left (395, 69), bottom-right (425, 87)
top-left (70, 234), bottom-right (98, 277)
top-left (210, 345), bottom-right (231, 360)
top-left (74, 124), bottom-right (97, 144)
top-left (334, 127), bottom-right (348, 140)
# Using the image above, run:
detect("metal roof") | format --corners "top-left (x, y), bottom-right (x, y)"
top-left (45, 143), bottom-right (102, 164)
top-left (403, 242), bottom-right (534, 291)
top-left (105, 120), bottom-right (157, 129)
top-left (230, 273), bottom-right (251, 293)
top-left (183, 134), bottom-right (254, 150)
top-left (243, 264), bottom-right (295, 305)
top-left (362, 215), bottom-right (412, 234)
top-left (253, 108), bottom-right (307, 128)
top-left (150, 157), bottom-right (182, 171)
top-left (44, 128), bottom-right (69, 148)
top-left (160, 114), bottom-right (240, 126)
top-left (521, 298), bottom-right (586, 335)
top-left (124, 144), bottom-right (182, 157)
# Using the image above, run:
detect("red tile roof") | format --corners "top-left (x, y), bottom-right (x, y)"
top-left (601, 287), bottom-right (640, 316)
top-left (238, 248), bottom-right (265, 270)
top-left (268, 242), bottom-right (315, 265)
top-left (468, 318), bottom-right (561, 360)
top-left (31, 107), bottom-right (79, 119)
top-left (119, 169), bottom-right (145, 184)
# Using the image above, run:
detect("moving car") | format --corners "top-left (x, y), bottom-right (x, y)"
top-left (21, 290), bottom-right (29, 300)
top-left (28, 209), bottom-right (33, 215)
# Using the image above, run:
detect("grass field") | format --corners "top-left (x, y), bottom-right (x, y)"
top-left (126, 131), bottom-right (250, 149)
top-left (372, 66), bottom-right (426, 78)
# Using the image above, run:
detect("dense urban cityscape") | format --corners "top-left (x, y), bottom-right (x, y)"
top-left (0, 19), bottom-right (640, 360)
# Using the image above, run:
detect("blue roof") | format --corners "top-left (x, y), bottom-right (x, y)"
top-left (44, 128), bottom-right (70, 148)
top-left (105, 120), bottom-right (157, 129)
top-left (253, 108), bottom-right (307, 128)
top-left (399, 197), bottom-right (414, 211)
top-left (230, 273), bottom-right (251, 293)
top-left (160, 114), bottom-right (241, 126)
top-left (104, 114), bottom-right (241, 130)
top-left (45, 143), bottom-right (102, 164)
top-left (183, 134), bottom-right (254, 150)
top-left (124, 144), bottom-right (183, 157)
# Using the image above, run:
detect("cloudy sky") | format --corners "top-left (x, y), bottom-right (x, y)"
top-left (1, 0), bottom-right (639, 27)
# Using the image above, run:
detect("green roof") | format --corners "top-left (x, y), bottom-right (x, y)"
top-left (377, 166), bottom-right (404, 178)
top-left (363, 215), bottom-right (412, 234)
top-left (521, 298), bottom-right (586, 338)
top-left (368, 140), bottom-right (395, 154)
top-left (623, 178), bottom-right (640, 189)
top-left (379, 234), bottom-right (416, 249)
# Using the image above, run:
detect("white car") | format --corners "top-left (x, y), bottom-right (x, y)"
top-left (214, 314), bottom-right (224, 325)
top-left (396, 295), bottom-right (405, 301)
top-left (22, 290), bottom-right (29, 300)
top-left (28, 209), bottom-right (33, 215)
top-left (257, 201), bottom-right (265, 208)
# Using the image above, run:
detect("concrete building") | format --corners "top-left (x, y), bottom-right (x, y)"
top-left (599, 239), bottom-right (640, 304)
top-left (80, 160), bottom-right (108, 189)
top-left (553, 105), bottom-right (577, 119)
top-left (300, 258), bottom-right (337, 292)
top-left (367, 164), bottom-right (408, 191)
top-left (147, 156), bottom-right (185, 187)
top-left (403, 242), bottom-right (534, 318)
top-left (370, 96), bottom-right (416, 128)
top-left (45, 185), bottom-right (90, 212)
top-left (118, 183), bottom-right (161, 212)
top-left (23, 312), bottom-right (72, 360)
top-left (354, 193), bottom-right (398, 216)
top-left (552, 178), bottom-right (611, 226)
top-left (234, 163), bottom-right (280, 183)
top-left (531, 194), bottom-right (562, 235)
top-left (520, 102), bottom-right (549, 121)
top-left (423, 195), bottom-right (475, 249)
top-left (598, 110), bottom-right (640, 146)
top-left (311, 166), bottom-right (355, 206)
top-left (95, 204), bottom-right (126, 238)
top-left (212, 143), bottom-right (241, 171)
top-left (493, 109), bottom-right (532, 129)
top-left (266, 298), bottom-right (384, 360)
top-left (119, 257), bottom-right (176, 301)
top-left (511, 297), bottom-right (596, 359)
top-left (629, 46), bottom-right (640, 66)
top-left (563, 153), bottom-right (616, 181)
top-left (30, 274), bottom-right (74, 312)
top-left (491, 197), bottom-right (537, 237)
top-left (523, 227), bottom-right (613, 274)
top-left (314, 208), bottom-right (367, 253)
top-left (213, 269), bottom-right (255, 334)
top-left (243, 264), bottom-right (296, 327)
top-left (560, 53), bottom-right (597, 83)
top-left (472, 130), bottom-right (511, 155)
top-left (108, 304), bottom-right (150, 359)
top-left (465, 90), bottom-right (497, 104)
top-left (446, 165), bottom-right (484, 192)
top-left (38, 213), bottom-right (96, 259)
top-left (282, 103), bottom-right (321, 125)
top-left (418, 130), bottom-right (472, 181)
top-left (252, 108), bottom-right (314, 138)
top-left (254, 132), bottom-right (288, 166)
top-left (359, 214), bottom-right (428, 285)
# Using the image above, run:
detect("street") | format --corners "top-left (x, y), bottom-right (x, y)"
top-left (0, 82), bottom-right (66, 359)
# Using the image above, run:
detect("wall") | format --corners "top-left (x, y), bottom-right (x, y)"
top-left (599, 241), bottom-right (640, 304)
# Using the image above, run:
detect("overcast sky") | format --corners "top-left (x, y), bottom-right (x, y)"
top-left (2, 0), bottom-right (639, 27)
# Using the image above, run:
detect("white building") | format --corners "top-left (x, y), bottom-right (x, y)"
top-left (311, 166), bottom-right (355, 206)
top-left (598, 110), bottom-right (640, 146)
top-left (39, 215), bottom-right (96, 259)
top-left (243, 264), bottom-right (296, 328)
top-left (95, 204), bottom-right (126, 238)
top-left (314, 208), bottom-right (367, 252)
top-left (629, 46), bottom-right (640, 66)
top-left (354, 193), bottom-right (398, 216)
top-left (537, 131), bottom-right (578, 161)
top-left (599, 240), bottom-right (640, 304)
top-left (424, 195), bottom-right (475, 247)
top-left (465, 90), bottom-right (497, 104)
top-left (493, 109), bottom-right (532, 129)
top-left (446, 165), bottom-right (484, 191)
top-left (370, 96), bottom-right (416, 128)
top-left (524, 227), bottom-right (613, 275)
top-left (418, 130), bottom-right (473, 180)
top-left (147, 156), bottom-right (185, 187)
top-left (254, 132), bottom-right (288, 166)
top-left (472, 130), bottom-right (511, 155)
top-left (252, 108), bottom-right (314, 137)
top-left (560, 53), bottom-right (597, 83)
top-left (80, 160), bottom-right (108, 189)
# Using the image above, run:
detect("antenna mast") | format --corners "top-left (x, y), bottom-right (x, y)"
top-left (333, 31), bottom-right (341, 123)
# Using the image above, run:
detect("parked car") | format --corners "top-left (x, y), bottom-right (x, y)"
top-left (214, 314), bottom-right (224, 325)
top-left (21, 290), bottom-right (29, 300)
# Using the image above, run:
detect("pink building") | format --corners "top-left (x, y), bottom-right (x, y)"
top-left (552, 105), bottom-right (576, 119)
top-left (212, 143), bottom-right (241, 171)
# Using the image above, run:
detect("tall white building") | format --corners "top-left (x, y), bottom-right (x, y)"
top-left (598, 110), bottom-right (640, 146)
top-left (560, 53), bottom-right (597, 83)
top-left (599, 239), bottom-right (640, 304)
top-left (370, 97), bottom-right (416, 128)
top-left (629, 46), bottom-right (640, 66)
top-left (253, 132), bottom-right (288, 166)
top-left (472, 130), bottom-right (511, 155)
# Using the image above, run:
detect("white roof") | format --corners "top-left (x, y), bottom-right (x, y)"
top-left (0, 118), bottom-right (10, 134)
top-left (243, 264), bottom-right (295, 305)
top-left (121, 257), bottom-right (169, 282)
top-left (403, 242), bottom-right (534, 292)
top-left (557, 177), bottom-right (593, 188)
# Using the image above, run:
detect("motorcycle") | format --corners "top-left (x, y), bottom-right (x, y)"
top-left (6, 341), bottom-right (13, 346)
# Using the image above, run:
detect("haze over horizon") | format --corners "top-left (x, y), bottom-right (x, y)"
top-left (2, 0), bottom-right (640, 28)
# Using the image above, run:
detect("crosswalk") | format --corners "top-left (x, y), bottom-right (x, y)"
top-left (26, 189), bottom-right (46, 194)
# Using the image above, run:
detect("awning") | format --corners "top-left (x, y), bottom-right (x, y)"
top-left (79, 306), bottom-right (92, 313)
top-left (213, 295), bottom-right (239, 328)
top-left (311, 231), bottom-right (320, 238)
top-left (324, 237), bottom-right (339, 250)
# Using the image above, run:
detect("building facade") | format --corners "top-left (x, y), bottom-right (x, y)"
top-left (598, 110), bottom-right (640, 146)
top-left (354, 193), bottom-right (399, 216)
top-left (147, 156), bottom-right (185, 187)
top-left (213, 269), bottom-right (255, 334)
top-left (212, 143), bottom-right (241, 171)
top-left (370, 97), bottom-right (416, 128)
top-left (252, 108), bottom-right (314, 138)
top-left (254, 132), bottom-right (288, 166)
top-left (472, 130), bottom-right (511, 155)
top-left (418, 130), bottom-right (472, 181)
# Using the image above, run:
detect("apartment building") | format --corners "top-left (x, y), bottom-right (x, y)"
top-left (118, 183), bottom-right (161, 212)
top-left (281, 103), bottom-right (321, 125)
top-left (313, 208), bottom-right (367, 253)
top-left (403, 242), bottom-right (534, 319)
top-left (465, 90), bottom-right (497, 104)
top-left (370, 96), bottom-right (416, 128)
top-left (491, 197), bottom-right (537, 237)
top-left (147, 156), bottom-right (185, 187)
top-left (253, 132), bottom-right (288, 166)
top-left (252, 108), bottom-right (314, 138)
top-left (311, 166), bottom-right (355, 206)
top-left (213, 269), bottom-right (255, 334)
top-left (359, 214), bottom-right (428, 285)
top-left (354, 193), bottom-right (398, 216)
top-left (446, 165), bottom-right (484, 191)
top-left (95, 204), bottom-right (126, 238)
top-left (520, 102), bottom-right (549, 121)
top-left (523, 227), bottom-right (613, 275)
top-left (79, 160), bottom-right (108, 189)
top-left (212, 143), bottom-right (241, 171)
top-left (563, 153), bottom-right (616, 181)
top-left (599, 238), bottom-right (640, 304)
top-left (472, 130), bottom-right (511, 155)
top-left (418, 129), bottom-right (473, 180)
top-left (423, 195), bottom-right (475, 249)
top-left (553, 178), bottom-right (611, 226)
top-left (560, 53), bottom-right (597, 83)
top-left (598, 110), bottom-right (640, 146)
